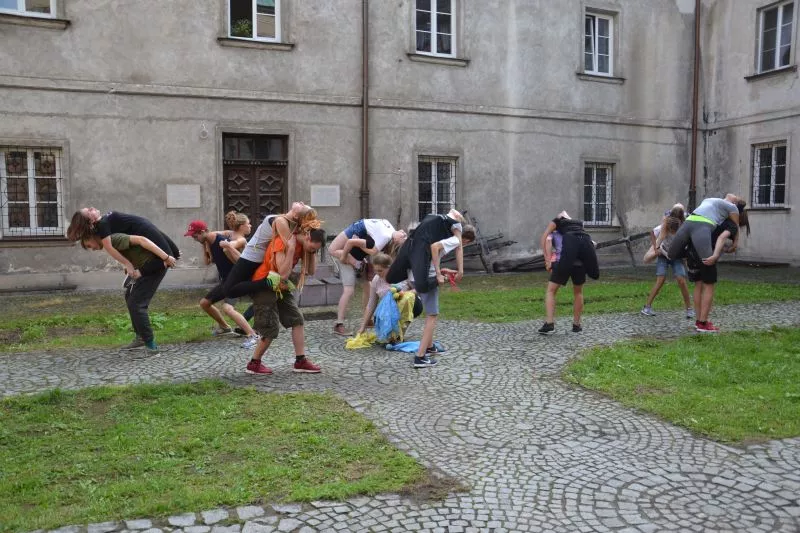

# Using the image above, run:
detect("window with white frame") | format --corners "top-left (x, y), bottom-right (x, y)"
top-left (418, 156), bottom-right (456, 218)
top-left (584, 163), bottom-right (613, 225)
top-left (415, 0), bottom-right (456, 57)
top-left (0, 0), bottom-right (56, 17)
top-left (228, 0), bottom-right (280, 41)
top-left (584, 11), bottom-right (614, 76)
top-left (752, 142), bottom-right (787, 207)
top-left (0, 146), bottom-right (64, 238)
top-left (758, 1), bottom-right (794, 73)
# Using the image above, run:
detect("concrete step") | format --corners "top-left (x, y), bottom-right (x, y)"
top-left (296, 274), bottom-right (342, 307)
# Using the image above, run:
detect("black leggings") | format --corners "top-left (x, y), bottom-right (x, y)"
top-left (559, 233), bottom-right (600, 280)
top-left (386, 214), bottom-right (457, 293)
top-left (223, 258), bottom-right (264, 298)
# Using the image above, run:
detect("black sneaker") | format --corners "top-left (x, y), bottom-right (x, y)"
top-left (572, 323), bottom-right (582, 333)
top-left (538, 322), bottom-right (555, 335)
top-left (413, 355), bottom-right (438, 368)
top-left (233, 327), bottom-right (246, 336)
top-left (426, 344), bottom-right (446, 355)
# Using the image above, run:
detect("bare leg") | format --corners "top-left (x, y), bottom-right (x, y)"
top-left (545, 282), bottom-right (560, 323)
top-left (252, 336), bottom-right (273, 361)
top-left (221, 303), bottom-right (255, 336)
top-left (337, 285), bottom-right (355, 324)
top-left (573, 284), bottom-right (584, 326)
top-left (693, 281), bottom-right (703, 319)
top-left (416, 314), bottom-right (439, 358)
top-left (676, 276), bottom-right (692, 309)
top-left (699, 283), bottom-right (715, 322)
top-left (291, 324), bottom-right (305, 356)
top-left (200, 298), bottom-right (229, 329)
top-left (645, 277), bottom-right (666, 307)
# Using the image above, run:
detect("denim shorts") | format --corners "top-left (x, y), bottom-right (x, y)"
top-left (655, 256), bottom-right (687, 278)
top-left (343, 219), bottom-right (367, 239)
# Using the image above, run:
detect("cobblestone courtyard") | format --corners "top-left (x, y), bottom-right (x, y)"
top-left (3, 302), bottom-right (800, 533)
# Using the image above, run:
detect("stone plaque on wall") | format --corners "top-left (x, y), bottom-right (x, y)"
top-left (310, 185), bottom-right (340, 207)
top-left (166, 184), bottom-right (202, 208)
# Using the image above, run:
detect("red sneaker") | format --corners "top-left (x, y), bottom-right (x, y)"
top-left (246, 360), bottom-right (273, 375)
top-left (696, 321), bottom-right (720, 333)
top-left (293, 358), bottom-right (321, 373)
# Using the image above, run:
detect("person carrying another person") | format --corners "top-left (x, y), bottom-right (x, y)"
top-left (328, 219), bottom-right (407, 336)
top-left (666, 194), bottom-right (746, 333)
top-left (244, 217), bottom-right (326, 376)
top-left (80, 231), bottom-right (173, 355)
top-left (538, 211), bottom-right (600, 335)
top-left (184, 213), bottom-right (260, 349)
top-left (641, 213), bottom-right (694, 319)
top-left (398, 213), bottom-right (475, 368)
top-left (67, 207), bottom-right (179, 280)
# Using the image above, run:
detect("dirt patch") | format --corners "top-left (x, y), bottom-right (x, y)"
top-left (0, 329), bottom-right (22, 343)
top-left (47, 325), bottom-right (111, 338)
top-left (634, 385), bottom-right (672, 396)
top-left (398, 471), bottom-right (470, 504)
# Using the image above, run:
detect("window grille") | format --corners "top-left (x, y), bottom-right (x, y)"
top-left (0, 146), bottom-right (65, 239)
top-left (418, 156), bottom-right (457, 218)
top-left (583, 163), bottom-right (614, 225)
top-left (752, 142), bottom-right (787, 207)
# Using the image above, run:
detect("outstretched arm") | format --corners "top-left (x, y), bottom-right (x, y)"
top-left (129, 235), bottom-right (174, 267)
top-left (358, 282), bottom-right (379, 334)
top-left (101, 236), bottom-right (138, 278)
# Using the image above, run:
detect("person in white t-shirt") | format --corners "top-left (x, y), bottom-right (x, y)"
top-left (641, 216), bottom-right (693, 318)
top-left (328, 219), bottom-right (407, 336)
top-left (411, 225), bottom-right (475, 368)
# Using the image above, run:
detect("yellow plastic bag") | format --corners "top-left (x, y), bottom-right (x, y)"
top-left (345, 331), bottom-right (377, 349)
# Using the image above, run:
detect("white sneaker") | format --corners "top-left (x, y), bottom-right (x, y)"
top-left (241, 334), bottom-right (260, 349)
top-left (641, 306), bottom-right (656, 316)
top-left (686, 307), bottom-right (696, 319)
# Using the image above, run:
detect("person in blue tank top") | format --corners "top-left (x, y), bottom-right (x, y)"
top-left (185, 215), bottom-right (259, 348)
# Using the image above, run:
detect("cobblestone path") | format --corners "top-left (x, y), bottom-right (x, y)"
top-left (4, 302), bottom-right (800, 533)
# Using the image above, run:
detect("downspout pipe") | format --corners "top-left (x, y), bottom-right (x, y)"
top-left (360, 0), bottom-right (370, 218)
top-left (689, 0), bottom-right (701, 211)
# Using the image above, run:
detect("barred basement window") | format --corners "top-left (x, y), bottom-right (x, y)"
top-left (0, 146), bottom-right (64, 238)
top-left (584, 163), bottom-right (614, 225)
top-left (752, 142), bottom-right (787, 207)
top-left (418, 156), bottom-right (456, 218)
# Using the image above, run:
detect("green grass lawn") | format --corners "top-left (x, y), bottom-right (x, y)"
top-left (563, 327), bottom-right (800, 443)
top-left (2, 267), bottom-right (799, 352)
top-left (0, 381), bottom-right (439, 532)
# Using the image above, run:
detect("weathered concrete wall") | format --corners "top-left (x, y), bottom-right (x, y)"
top-left (700, 0), bottom-right (799, 264)
top-left (3, 0), bottom-right (794, 291)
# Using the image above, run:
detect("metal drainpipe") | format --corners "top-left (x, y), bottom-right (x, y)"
top-left (360, 0), bottom-right (370, 218)
top-left (689, 0), bottom-right (701, 211)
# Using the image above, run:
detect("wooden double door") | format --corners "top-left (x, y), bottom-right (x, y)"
top-left (222, 134), bottom-right (288, 225)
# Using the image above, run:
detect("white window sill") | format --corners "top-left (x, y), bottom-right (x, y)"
top-left (744, 64), bottom-right (797, 81)
top-left (0, 11), bottom-right (69, 29)
top-left (577, 72), bottom-right (625, 84)
top-left (0, 236), bottom-right (70, 247)
top-left (217, 37), bottom-right (294, 51)
top-left (747, 206), bottom-right (791, 212)
top-left (407, 53), bottom-right (469, 67)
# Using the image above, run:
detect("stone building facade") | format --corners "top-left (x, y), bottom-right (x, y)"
top-left (0, 0), bottom-right (796, 290)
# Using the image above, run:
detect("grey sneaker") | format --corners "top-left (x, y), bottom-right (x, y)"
top-left (121, 338), bottom-right (145, 350)
top-left (686, 307), bottom-right (696, 319)
top-left (641, 306), bottom-right (656, 317)
top-left (211, 326), bottom-right (234, 336)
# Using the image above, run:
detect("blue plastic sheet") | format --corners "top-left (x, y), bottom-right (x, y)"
top-left (374, 292), bottom-right (401, 342)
